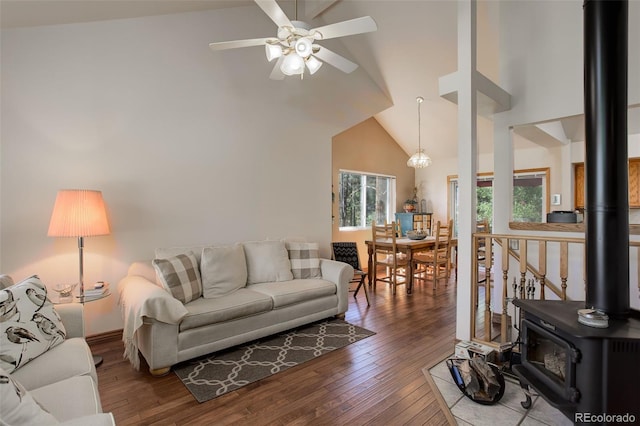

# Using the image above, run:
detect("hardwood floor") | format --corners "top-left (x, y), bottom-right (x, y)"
top-left (89, 277), bottom-right (459, 425)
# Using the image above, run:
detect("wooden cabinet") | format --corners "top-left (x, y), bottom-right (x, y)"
top-left (395, 212), bottom-right (433, 236)
top-left (574, 158), bottom-right (640, 209)
top-left (575, 163), bottom-right (585, 209)
top-left (629, 159), bottom-right (640, 207)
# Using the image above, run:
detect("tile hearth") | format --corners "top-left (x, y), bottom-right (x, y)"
top-left (423, 358), bottom-right (573, 426)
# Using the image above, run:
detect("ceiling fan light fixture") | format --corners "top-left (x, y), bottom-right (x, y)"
top-left (281, 53), bottom-right (305, 75)
top-left (208, 0), bottom-right (378, 80)
top-left (294, 37), bottom-right (313, 58)
top-left (306, 56), bottom-right (323, 74)
top-left (408, 96), bottom-right (431, 168)
top-left (265, 43), bottom-right (283, 61)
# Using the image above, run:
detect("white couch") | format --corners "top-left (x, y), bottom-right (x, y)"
top-left (0, 293), bottom-right (115, 425)
top-left (118, 241), bottom-right (354, 376)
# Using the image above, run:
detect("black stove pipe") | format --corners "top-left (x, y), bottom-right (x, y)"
top-left (584, 0), bottom-right (629, 319)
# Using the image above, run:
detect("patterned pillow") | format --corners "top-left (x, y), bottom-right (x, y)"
top-left (153, 252), bottom-right (202, 303)
top-left (0, 366), bottom-right (58, 424)
top-left (0, 276), bottom-right (67, 373)
top-left (287, 242), bottom-right (322, 279)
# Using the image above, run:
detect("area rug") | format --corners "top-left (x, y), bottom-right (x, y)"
top-left (174, 319), bottom-right (375, 402)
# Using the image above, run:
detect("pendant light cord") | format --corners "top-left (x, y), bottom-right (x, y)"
top-left (417, 96), bottom-right (424, 152)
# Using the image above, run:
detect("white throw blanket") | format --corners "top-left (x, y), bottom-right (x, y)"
top-left (118, 276), bottom-right (188, 370)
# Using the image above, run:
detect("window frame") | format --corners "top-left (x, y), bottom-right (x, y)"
top-left (338, 169), bottom-right (397, 231)
top-left (447, 167), bottom-right (550, 235)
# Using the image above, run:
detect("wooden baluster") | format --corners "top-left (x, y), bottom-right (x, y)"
top-left (560, 241), bottom-right (568, 300)
top-left (501, 238), bottom-right (509, 343)
top-left (484, 236), bottom-right (493, 342)
top-left (538, 241), bottom-right (546, 300)
top-left (519, 239), bottom-right (527, 299)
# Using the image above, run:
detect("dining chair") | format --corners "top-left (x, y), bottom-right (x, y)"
top-left (331, 242), bottom-right (370, 306)
top-left (371, 221), bottom-right (408, 295)
top-left (412, 219), bottom-right (453, 289)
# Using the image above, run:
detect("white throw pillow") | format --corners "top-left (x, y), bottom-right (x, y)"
top-left (287, 242), bottom-right (322, 279)
top-left (0, 366), bottom-right (58, 424)
top-left (243, 240), bottom-right (293, 285)
top-left (152, 252), bottom-right (202, 304)
top-left (0, 276), bottom-right (67, 373)
top-left (200, 245), bottom-right (247, 298)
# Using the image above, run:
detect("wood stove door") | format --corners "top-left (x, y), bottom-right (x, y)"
top-left (522, 319), bottom-right (580, 404)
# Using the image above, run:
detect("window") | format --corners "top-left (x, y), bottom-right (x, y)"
top-left (338, 170), bottom-right (396, 230)
top-left (512, 172), bottom-right (546, 223)
top-left (448, 168), bottom-right (549, 234)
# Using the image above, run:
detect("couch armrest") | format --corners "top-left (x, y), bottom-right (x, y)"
top-left (55, 303), bottom-right (85, 338)
top-left (320, 258), bottom-right (354, 314)
top-left (60, 414), bottom-right (116, 426)
top-left (118, 274), bottom-right (188, 324)
top-left (119, 272), bottom-right (187, 371)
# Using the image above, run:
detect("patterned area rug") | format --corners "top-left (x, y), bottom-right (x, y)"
top-left (174, 319), bottom-right (375, 403)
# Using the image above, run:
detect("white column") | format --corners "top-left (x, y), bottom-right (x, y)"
top-left (456, 0), bottom-right (478, 340)
top-left (492, 119), bottom-right (514, 317)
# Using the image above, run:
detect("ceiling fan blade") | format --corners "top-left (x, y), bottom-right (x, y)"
top-left (314, 47), bottom-right (358, 74)
top-left (310, 16), bottom-right (377, 40)
top-left (269, 57), bottom-right (286, 80)
top-left (255, 0), bottom-right (293, 29)
top-left (209, 37), bottom-right (272, 51)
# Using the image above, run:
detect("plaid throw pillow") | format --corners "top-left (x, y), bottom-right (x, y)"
top-left (153, 252), bottom-right (202, 303)
top-left (287, 242), bottom-right (322, 279)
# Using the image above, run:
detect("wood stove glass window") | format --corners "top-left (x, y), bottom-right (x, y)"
top-left (522, 320), bottom-right (576, 398)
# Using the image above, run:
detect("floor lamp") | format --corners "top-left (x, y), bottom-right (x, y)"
top-left (48, 189), bottom-right (110, 300)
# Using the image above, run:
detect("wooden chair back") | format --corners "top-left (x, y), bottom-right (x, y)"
top-left (371, 221), bottom-right (407, 294)
top-left (413, 219), bottom-right (453, 288)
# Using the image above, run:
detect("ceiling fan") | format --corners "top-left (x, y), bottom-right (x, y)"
top-left (208, 0), bottom-right (377, 80)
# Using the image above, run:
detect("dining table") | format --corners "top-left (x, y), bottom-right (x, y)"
top-left (364, 236), bottom-right (458, 294)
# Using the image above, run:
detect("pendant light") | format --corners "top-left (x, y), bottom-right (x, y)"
top-left (407, 96), bottom-right (432, 168)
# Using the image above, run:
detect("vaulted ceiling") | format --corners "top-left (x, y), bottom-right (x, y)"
top-left (3, 0), bottom-right (635, 161)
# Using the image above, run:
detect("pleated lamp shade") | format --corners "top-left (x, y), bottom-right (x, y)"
top-left (48, 190), bottom-right (110, 237)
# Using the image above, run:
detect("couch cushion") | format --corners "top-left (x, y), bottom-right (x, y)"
top-left (180, 289), bottom-right (273, 331)
top-left (286, 242), bottom-right (322, 279)
top-left (200, 245), bottom-right (247, 298)
top-left (0, 275), bottom-right (67, 374)
top-left (30, 375), bottom-right (104, 422)
top-left (10, 337), bottom-right (96, 391)
top-left (0, 366), bottom-right (58, 425)
top-left (243, 240), bottom-right (293, 284)
top-left (249, 279), bottom-right (336, 308)
top-left (153, 252), bottom-right (202, 304)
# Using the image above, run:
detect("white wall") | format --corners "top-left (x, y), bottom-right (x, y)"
top-left (492, 0), bottom-right (640, 312)
top-left (417, 140), bottom-right (563, 226)
top-left (0, 7), bottom-right (390, 335)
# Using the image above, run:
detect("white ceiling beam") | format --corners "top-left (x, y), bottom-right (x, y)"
top-left (438, 70), bottom-right (511, 117)
top-left (304, 0), bottom-right (340, 20)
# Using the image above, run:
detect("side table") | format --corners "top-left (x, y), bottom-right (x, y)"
top-left (49, 289), bottom-right (111, 366)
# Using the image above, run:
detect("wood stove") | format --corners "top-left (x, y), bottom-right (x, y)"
top-left (513, 1), bottom-right (640, 424)
top-left (514, 300), bottom-right (640, 422)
